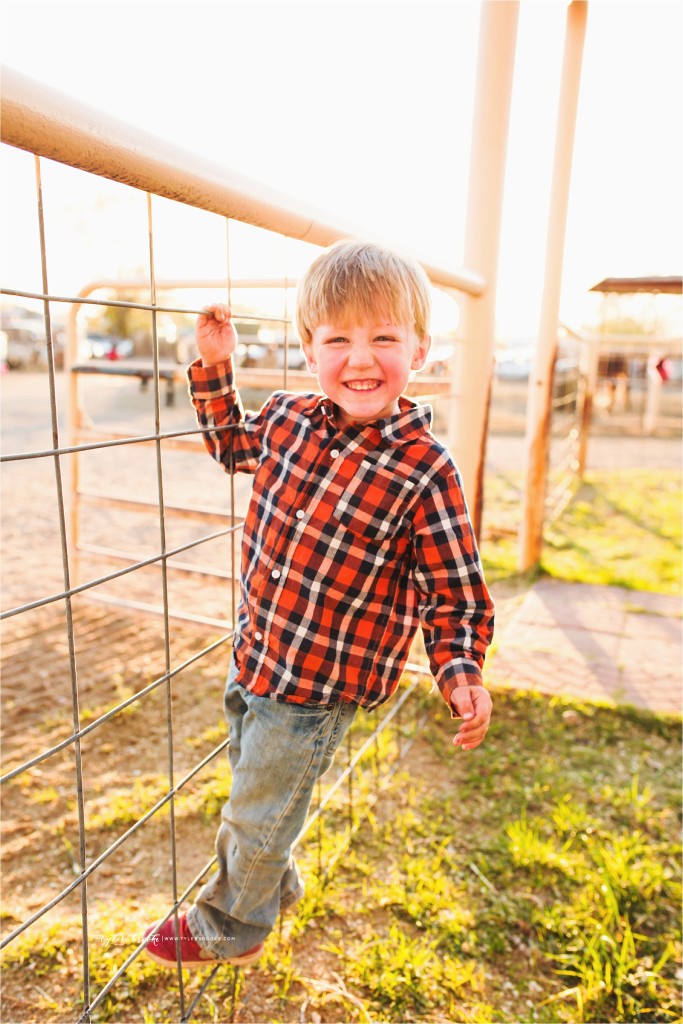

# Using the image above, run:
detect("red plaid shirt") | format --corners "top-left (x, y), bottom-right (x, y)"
top-left (188, 358), bottom-right (494, 711)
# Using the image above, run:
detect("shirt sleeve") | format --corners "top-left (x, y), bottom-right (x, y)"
top-left (187, 357), bottom-right (278, 475)
top-left (410, 458), bottom-right (494, 713)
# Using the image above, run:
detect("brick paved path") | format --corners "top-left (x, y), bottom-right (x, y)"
top-left (487, 579), bottom-right (682, 715)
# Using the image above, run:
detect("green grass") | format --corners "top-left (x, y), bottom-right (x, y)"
top-left (542, 471), bottom-right (682, 593)
top-left (2, 468), bottom-right (681, 1023)
top-left (87, 774), bottom-right (170, 830)
top-left (319, 691), bottom-right (681, 1023)
top-left (483, 469), bottom-right (682, 593)
top-left (2, 688), bottom-right (680, 1023)
top-left (507, 793), bottom-right (681, 1022)
top-left (1, 902), bottom-right (169, 1020)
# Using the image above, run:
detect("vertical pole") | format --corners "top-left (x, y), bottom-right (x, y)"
top-left (449, 0), bottom-right (519, 536)
top-left (519, 1), bottom-right (588, 571)
top-left (395, 695), bottom-right (403, 761)
top-left (347, 730), bottom-right (354, 835)
top-left (577, 334), bottom-right (598, 478)
top-left (35, 154), bottom-right (91, 1021)
top-left (643, 353), bottom-right (663, 434)
top-left (228, 969), bottom-right (239, 1024)
top-left (66, 300), bottom-right (82, 585)
top-left (147, 193), bottom-right (185, 1019)
top-left (316, 779), bottom-right (322, 881)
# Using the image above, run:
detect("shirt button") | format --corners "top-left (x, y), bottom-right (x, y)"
top-left (271, 569), bottom-right (281, 580)
top-left (330, 449), bottom-right (341, 459)
top-left (254, 631), bottom-right (263, 641)
top-left (295, 509), bottom-right (305, 519)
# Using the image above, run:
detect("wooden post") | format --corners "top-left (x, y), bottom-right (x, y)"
top-left (519, 1), bottom-right (588, 571)
top-left (449, 0), bottom-right (519, 537)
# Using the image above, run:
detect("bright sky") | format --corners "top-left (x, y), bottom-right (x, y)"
top-left (1, 0), bottom-right (682, 337)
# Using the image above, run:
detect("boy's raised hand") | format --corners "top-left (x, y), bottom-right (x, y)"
top-left (450, 685), bottom-right (492, 751)
top-left (196, 303), bottom-right (238, 367)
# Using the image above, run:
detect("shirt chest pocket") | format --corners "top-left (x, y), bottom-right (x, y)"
top-left (333, 460), bottom-right (417, 543)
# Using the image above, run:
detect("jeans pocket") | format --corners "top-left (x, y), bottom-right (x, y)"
top-left (324, 701), bottom-right (356, 757)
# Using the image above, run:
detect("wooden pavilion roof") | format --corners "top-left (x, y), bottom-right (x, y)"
top-left (590, 276), bottom-right (682, 294)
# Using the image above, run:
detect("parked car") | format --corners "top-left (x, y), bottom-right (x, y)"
top-left (84, 333), bottom-right (134, 360)
top-left (3, 324), bottom-right (48, 369)
top-left (495, 342), bottom-right (533, 380)
top-left (1, 306), bottom-right (65, 368)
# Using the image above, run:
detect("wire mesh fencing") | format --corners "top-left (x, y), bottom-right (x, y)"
top-left (1, 147), bottom-right (451, 1023)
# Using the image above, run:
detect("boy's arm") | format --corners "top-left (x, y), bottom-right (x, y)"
top-left (187, 304), bottom-right (274, 474)
top-left (410, 461), bottom-right (494, 751)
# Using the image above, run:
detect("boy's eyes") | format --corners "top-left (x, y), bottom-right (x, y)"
top-left (325, 335), bottom-right (398, 344)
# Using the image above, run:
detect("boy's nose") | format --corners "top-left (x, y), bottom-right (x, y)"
top-left (347, 343), bottom-right (374, 368)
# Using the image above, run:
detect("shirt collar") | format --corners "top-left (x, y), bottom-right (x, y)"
top-left (307, 393), bottom-right (432, 445)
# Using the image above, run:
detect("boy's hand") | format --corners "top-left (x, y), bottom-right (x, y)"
top-left (196, 303), bottom-right (238, 367)
top-left (451, 685), bottom-right (492, 751)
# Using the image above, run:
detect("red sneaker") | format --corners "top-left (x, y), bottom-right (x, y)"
top-left (144, 913), bottom-right (265, 969)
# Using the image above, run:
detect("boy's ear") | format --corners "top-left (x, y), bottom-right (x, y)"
top-left (301, 341), bottom-right (317, 374)
top-left (411, 334), bottom-right (431, 371)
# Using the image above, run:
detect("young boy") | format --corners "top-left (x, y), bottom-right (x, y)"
top-left (145, 240), bottom-right (494, 968)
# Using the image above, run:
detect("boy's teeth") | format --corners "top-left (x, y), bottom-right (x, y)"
top-left (346, 380), bottom-right (380, 391)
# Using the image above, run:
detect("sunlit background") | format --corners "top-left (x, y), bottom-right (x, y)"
top-left (1, 9), bottom-right (681, 1024)
top-left (2, 0), bottom-right (681, 340)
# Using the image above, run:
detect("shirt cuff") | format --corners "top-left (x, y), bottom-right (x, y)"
top-left (187, 357), bottom-right (235, 400)
top-left (435, 658), bottom-right (486, 716)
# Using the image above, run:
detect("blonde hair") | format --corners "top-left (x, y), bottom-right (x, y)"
top-left (296, 240), bottom-right (431, 345)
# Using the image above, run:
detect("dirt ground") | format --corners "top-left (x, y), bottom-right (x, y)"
top-left (1, 367), bottom-right (680, 1022)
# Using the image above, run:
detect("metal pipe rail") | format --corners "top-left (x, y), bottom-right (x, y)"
top-left (1, 65), bottom-right (485, 298)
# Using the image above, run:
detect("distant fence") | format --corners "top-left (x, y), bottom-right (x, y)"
top-left (545, 326), bottom-right (589, 521)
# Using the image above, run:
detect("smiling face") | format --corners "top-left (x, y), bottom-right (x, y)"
top-left (303, 316), bottom-right (431, 429)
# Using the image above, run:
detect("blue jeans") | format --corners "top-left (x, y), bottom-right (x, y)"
top-left (187, 657), bottom-right (357, 958)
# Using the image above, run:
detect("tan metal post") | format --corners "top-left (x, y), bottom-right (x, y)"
top-left (449, 0), bottom-right (519, 536)
top-left (519, 0), bottom-right (588, 571)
